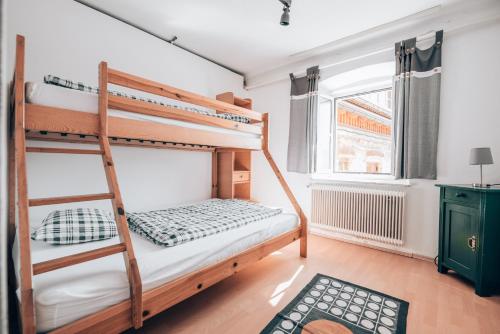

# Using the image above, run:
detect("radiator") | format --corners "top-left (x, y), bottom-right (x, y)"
top-left (311, 184), bottom-right (406, 245)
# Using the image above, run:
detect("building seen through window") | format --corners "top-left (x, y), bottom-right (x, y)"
top-left (316, 62), bottom-right (394, 176)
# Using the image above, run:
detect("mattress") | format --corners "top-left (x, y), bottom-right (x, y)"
top-left (13, 211), bottom-right (298, 332)
top-left (25, 82), bottom-right (260, 139)
top-left (43, 74), bottom-right (250, 124)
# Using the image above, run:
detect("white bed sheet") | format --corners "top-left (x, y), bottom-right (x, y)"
top-left (14, 212), bottom-right (298, 332)
top-left (25, 82), bottom-right (259, 139)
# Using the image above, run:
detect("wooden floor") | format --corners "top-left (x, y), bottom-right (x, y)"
top-left (126, 234), bottom-right (500, 334)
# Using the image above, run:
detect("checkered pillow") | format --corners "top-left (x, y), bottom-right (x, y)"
top-left (31, 208), bottom-right (117, 244)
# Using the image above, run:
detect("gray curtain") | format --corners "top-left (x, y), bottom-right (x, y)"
top-left (287, 66), bottom-right (320, 174)
top-left (393, 30), bottom-right (443, 179)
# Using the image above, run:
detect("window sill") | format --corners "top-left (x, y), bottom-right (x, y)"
top-left (310, 174), bottom-right (411, 187)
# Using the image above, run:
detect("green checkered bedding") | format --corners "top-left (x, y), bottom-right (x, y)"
top-left (43, 75), bottom-right (251, 124)
top-left (127, 199), bottom-right (282, 247)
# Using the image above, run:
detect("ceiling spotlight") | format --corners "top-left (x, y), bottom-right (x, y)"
top-left (279, 0), bottom-right (291, 26)
top-left (280, 8), bottom-right (290, 26)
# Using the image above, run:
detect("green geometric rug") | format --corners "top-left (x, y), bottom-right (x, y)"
top-left (261, 274), bottom-right (409, 334)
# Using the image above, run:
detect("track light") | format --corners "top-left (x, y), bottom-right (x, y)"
top-left (279, 0), bottom-right (291, 26)
top-left (280, 8), bottom-right (290, 26)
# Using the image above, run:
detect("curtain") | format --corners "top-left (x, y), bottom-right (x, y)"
top-left (287, 66), bottom-right (320, 174)
top-left (393, 30), bottom-right (443, 179)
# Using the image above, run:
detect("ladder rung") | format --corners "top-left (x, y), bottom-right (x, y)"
top-left (26, 147), bottom-right (103, 155)
top-left (33, 243), bottom-right (127, 275)
top-left (29, 193), bottom-right (114, 207)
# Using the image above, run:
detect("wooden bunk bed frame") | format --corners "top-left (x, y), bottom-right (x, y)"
top-left (9, 35), bottom-right (307, 333)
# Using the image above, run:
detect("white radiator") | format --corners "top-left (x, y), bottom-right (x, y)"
top-left (311, 184), bottom-right (406, 246)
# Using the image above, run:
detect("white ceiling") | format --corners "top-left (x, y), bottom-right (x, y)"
top-left (79, 0), bottom-right (460, 76)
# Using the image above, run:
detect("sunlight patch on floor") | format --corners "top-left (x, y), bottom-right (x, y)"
top-left (268, 265), bottom-right (304, 307)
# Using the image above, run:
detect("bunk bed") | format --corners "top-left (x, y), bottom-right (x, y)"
top-left (9, 35), bottom-right (308, 334)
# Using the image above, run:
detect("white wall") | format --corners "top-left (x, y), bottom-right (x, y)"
top-left (248, 21), bottom-right (500, 258)
top-left (6, 0), bottom-right (246, 223)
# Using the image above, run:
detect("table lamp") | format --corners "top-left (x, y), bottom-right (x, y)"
top-left (469, 147), bottom-right (493, 187)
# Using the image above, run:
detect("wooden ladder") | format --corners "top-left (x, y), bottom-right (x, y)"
top-left (11, 35), bottom-right (142, 334)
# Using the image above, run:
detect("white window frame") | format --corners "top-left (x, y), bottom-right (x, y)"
top-left (333, 87), bottom-right (393, 175)
top-left (314, 82), bottom-right (410, 186)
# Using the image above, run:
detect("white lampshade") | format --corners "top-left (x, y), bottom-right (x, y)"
top-left (469, 147), bottom-right (493, 165)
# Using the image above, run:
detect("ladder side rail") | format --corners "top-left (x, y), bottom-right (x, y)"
top-left (99, 61), bottom-right (143, 328)
top-left (261, 113), bottom-right (308, 258)
top-left (13, 34), bottom-right (36, 334)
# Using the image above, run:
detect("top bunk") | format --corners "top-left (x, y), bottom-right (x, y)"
top-left (17, 40), bottom-right (265, 151)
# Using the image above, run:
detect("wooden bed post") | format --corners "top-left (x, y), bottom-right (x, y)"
top-left (261, 113), bottom-right (308, 258)
top-left (98, 62), bottom-right (143, 328)
top-left (211, 151), bottom-right (218, 198)
top-left (13, 34), bottom-right (36, 334)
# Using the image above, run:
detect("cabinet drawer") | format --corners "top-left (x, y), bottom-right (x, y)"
top-left (444, 188), bottom-right (480, 205)
top-left (233, 171), bottom-right (250, 183)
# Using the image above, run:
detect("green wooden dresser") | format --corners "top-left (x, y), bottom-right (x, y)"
top-left (436, 184), bottom-right (500, 296)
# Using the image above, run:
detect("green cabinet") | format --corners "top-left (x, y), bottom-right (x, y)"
top-left (437, 185), bottom-right (500, 296)
top-left (442, 203), bottom-right (479, 280)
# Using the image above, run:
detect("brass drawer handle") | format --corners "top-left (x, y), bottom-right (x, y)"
top-left (455, 192), bottom-right (466, 198)
top-left (467, 236), bottom-right (477, 252)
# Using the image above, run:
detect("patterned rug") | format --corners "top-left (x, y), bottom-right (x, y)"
top-left (261, 274), bottom-right (409, 334)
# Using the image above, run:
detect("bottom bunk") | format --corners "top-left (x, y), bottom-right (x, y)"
top-left (12, 200), bottom-right (300, 333)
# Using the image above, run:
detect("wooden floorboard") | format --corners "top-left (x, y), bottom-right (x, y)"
top-left (125, 235), bottom-right (500, 334)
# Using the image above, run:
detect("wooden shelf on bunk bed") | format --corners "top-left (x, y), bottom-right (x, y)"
top-left (213, 92), bottom-right (253, 200)
top-left (216, 150), bottom-right (252, 200)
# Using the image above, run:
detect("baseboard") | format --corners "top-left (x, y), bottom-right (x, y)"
top-left (310, 226), bottom-right (435, 263)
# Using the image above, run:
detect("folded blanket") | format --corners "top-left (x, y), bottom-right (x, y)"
top-left (44, 75), bottom-right (251, 124)
top-left (127, 199), bottom-right (282, 247)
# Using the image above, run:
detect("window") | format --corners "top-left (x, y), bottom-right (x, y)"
top-left (316, 97), bottom-right (333, 172)
top-left (316, 62), bottom-right (394, 176)
top-left (334, 88), bottom-right (393, 174)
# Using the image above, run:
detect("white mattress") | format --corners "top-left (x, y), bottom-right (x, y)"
top-left (25, 82), bottom-right (259, 139)
top-left (14, 212), bottom-right (298, 332)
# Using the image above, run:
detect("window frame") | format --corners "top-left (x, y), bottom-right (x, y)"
top-left (318, 86), bottom-right (394, 177)
top-left (316, 96), bottom-right (335, 174)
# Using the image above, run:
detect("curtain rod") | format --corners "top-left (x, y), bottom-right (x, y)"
top-left (72, 0), bottom-right (244, 77)
top-left (293, 12), bottom-right (500, 80)
top-left (294, 30), bottom-right (439, 78)
top-left (318, 30), bottom-right (439, 73)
